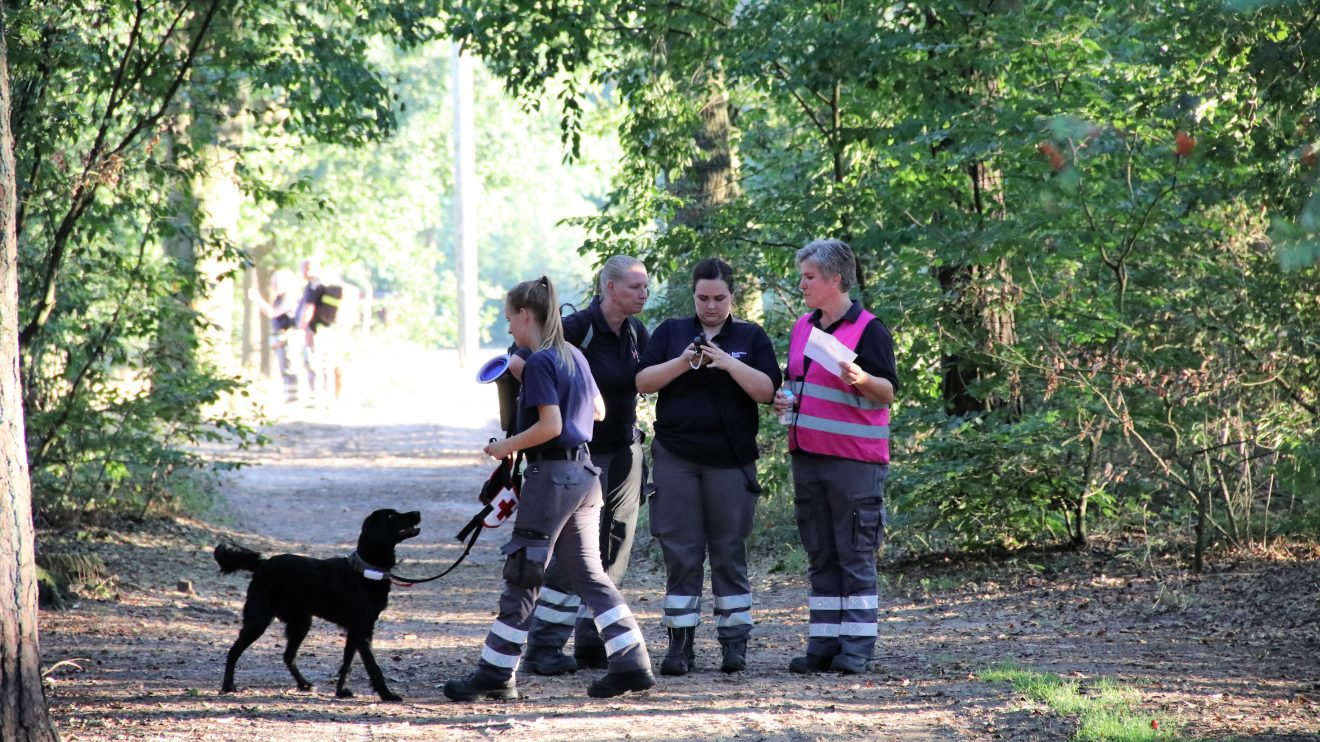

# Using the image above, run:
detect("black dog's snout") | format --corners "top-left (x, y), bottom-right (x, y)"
top-left (396, 510), bottom-right (422, 537)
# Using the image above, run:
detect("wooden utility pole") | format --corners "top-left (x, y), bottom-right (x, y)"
top-left (452, 42), bottom-right (479, 367)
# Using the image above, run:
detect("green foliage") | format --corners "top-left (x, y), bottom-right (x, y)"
top-left (461, 0), bottom-right (1320, 559)
top-left (240, 40), bottom-right (613, 346)
top-left (7, 0), bottom-right (441, 521)
top-left (890, 409), bottom-right (1098, 552)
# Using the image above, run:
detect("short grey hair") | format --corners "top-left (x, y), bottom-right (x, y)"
top-left (796, 238), bottom-right (857, 293)
top-left (597, 254), bottom-right (646, 295)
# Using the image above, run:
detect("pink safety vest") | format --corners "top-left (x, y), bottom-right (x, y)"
top-left (786, 310), bottom-right (891, 463)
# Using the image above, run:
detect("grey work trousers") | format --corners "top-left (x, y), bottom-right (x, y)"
top-left (791, 453), bottom-right (888, 662)
top-left (526, 438), bottom-right (644, 650)
top-left (476, 458), bottom-right (650, 680)
top-left (649, 441), bottom-right (759, 641)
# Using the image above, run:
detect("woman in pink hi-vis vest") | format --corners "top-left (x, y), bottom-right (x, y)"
top-left (773, 239), bottom-right (900, 675)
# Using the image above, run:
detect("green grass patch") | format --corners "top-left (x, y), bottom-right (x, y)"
top-left (980, 663), bottom-right (1177, 741)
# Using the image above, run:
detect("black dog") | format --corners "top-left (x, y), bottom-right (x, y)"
top-left (214, 508), bottom-right (421, 701)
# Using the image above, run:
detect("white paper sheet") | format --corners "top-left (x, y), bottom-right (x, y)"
top-left (804, 326), bottom-right (857, 377)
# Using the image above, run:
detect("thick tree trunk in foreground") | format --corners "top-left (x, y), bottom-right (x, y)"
top-left (0, 9), bottom-right (61, 740)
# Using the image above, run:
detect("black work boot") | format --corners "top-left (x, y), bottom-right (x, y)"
top-left (587, 668), bottom-right (656, 698)
top-left (719, 638), bottom-right (747, 673)
top-left (659, 627), bottom-right (695, 676)
top-left (829, 654), bottom-right (869, 675)
top-left (524, 646), bottom-right (578, 676)
top-left (443, 668), bottom-right (518, 702)
top-left (788, 654), bottom-right (833, 674)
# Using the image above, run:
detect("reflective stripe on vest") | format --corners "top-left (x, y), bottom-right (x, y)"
top-left (787, 311), bottom-right (891, 463)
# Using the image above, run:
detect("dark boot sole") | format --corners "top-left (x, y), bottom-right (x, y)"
top-left (443, 682), bottom-right (519, 702)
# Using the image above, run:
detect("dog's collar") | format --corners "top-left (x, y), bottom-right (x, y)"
top-left (348, 551), bottom-right (389, 581)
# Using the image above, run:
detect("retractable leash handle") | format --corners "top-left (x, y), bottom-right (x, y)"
top-left (388, 448), bottom-right (524, 586)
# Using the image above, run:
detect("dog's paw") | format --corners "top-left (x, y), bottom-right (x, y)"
top-left (220, 684), bottom-right (236, 695)
top-left (336, 688), bottom-right (355, 699)
top-left (378, 692), bottom-right (403, 703)
top-left (296, 682), bottom-right (314, 692)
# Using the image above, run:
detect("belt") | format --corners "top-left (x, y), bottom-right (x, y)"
top-left (525, 445), bottom-right (587, 462)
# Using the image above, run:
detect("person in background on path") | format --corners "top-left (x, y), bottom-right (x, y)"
top-left (635, 257), bottom-right (781, 676)
top-left (773, 238), bottom-right (899, 676)
top-left (296, 257), bottom-right (338, 407)
top-left (515, 256), bottom-right (652, 676)
top-left (443, 276), bottom-right (655, 702)
top-left (249, 268), bottom-right (301, 403)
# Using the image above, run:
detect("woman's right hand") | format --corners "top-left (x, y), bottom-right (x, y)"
top-left (683, 342), bottom-right (704, 370)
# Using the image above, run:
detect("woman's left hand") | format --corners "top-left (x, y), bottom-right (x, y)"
top-left (839, 361), bottom-right (869, 388)
top-left (698, 341), bottom-right (739, 371)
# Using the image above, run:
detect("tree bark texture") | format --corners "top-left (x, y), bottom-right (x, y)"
top-left (0, 10), bottom-right (61, 739)
top-left (671, 67), bottom-right (760, 318)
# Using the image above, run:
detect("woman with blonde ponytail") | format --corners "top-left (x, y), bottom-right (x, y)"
top-left (444, 276), bottom-right (655, 702)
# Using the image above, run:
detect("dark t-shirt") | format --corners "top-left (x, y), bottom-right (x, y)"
top-left (299, 281), bottom-right (328, 332)
top-left (793, 300), bottom-right (900, 393)
top-left (637, 315), bottom-right (782, 467)
top-left (561, 297), bottom-right (649, 452)
top-left (518, 345), bottom-right (599, 451)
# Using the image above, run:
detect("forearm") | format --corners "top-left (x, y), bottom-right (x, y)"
top-left (855, 374), bottom-right (895, 405)
top-left (726, 364), bottom-right (775, 404)
top-left (636, 356), bottom-right (689, 394)
top-left (503, 418), bottom-right (561, 452)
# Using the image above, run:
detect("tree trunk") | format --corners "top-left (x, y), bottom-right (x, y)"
top-left (937, 43), bottom-right (1019, 417)
top-left (0, 11), bottom-right (61, 739)
top-left (671, 66), bottom-right (754, 315)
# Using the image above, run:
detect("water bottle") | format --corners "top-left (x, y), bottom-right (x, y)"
top-left (779, 389), bottom-right (795, 424)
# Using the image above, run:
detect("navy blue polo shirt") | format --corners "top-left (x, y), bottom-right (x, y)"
top-left (562, 297), bottom-right (649, 453)
top-left (517, 345), bottom-right (599, 451)
top-left (792, 300), bottom-right (900, 393)
top-left (637, 315), bottom-right (782, 467)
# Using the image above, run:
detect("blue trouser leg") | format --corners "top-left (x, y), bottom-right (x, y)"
top-left (792, 455), bottom-right (888, 661)
top-left (526, 439), bottom-right (645, 650)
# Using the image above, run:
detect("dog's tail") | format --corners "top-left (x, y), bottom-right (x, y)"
top-left (213, 543), bottom-right (264, 574)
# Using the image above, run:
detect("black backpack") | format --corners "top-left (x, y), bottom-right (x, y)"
top-left (313, 284), bottom-right (344, 327)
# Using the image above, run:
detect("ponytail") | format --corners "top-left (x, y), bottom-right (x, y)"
top-left (507, 276), bottom-right (575, 376)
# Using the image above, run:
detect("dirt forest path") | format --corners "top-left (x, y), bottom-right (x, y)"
top-left (38, 343), bottom-right (1320, 741)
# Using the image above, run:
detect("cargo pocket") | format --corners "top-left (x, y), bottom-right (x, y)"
top-left (851, 496), bottom-right (885, 552)
top-left (501, 527), bottom-right (551, 588)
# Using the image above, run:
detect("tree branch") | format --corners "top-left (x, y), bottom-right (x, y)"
top-left (19, 0), bottom-right (223, 347)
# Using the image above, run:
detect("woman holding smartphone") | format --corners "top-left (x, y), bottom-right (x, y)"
top-left (635, 257), bottom-right (781, 676)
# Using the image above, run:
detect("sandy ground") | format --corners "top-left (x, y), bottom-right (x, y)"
top-left (35, 343), bottom-right (1320, 741)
